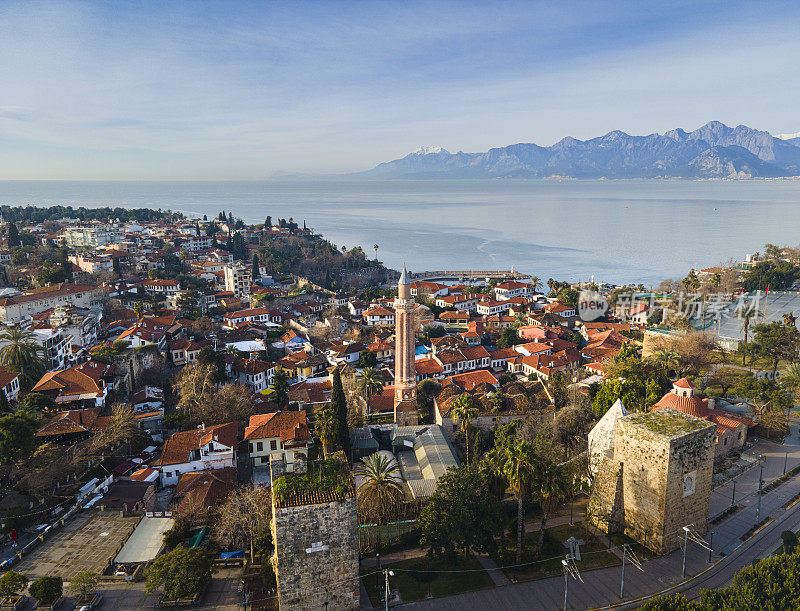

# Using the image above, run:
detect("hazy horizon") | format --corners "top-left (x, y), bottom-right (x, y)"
top-left (2, 1), bottom-right (800, 180)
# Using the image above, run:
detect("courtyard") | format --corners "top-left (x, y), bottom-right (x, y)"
top-left (14, 510), bottom-right (140, 579)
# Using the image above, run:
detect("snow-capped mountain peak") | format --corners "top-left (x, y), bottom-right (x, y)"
top-left (776, 131), bottom-right (800, 140)
top-left (409, 145), bottom-right (448, 156)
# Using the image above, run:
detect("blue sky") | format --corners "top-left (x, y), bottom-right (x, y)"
top-left (1, 0), bottom-right (799, 179)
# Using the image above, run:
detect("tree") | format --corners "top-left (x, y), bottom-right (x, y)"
top-left (650, 348), bottom-right (679, 373)
top-left (497, 327), bottom-right (520, 349)
top-left (145, 545), bottom-right (211, 600)
top-left (216, 486), bottom-right (272, 561)
top-left (487, 438), bottom-right (539, 566)
top-left (532, 459), bottom-right (572, 558)
top-left (6, 223), bottom-right (20, 249)
top-left (176, 290), bottom-right (198, 316)
top-left (751, 322), bottom-right (800, 377)
top-left (265, 215), bottom-right (272, 228)
top-left (354, 453), bottom-right (404, 540)
top-left (175, 362), bottom-right (220, 423)
top-left (0, 571), bottom-right (27, 596)
top-left (781, 363), bottom-right (800, 401)
top-left (252, 253), bottom-right (260, 279)
top-left (0, 411), bottom-right (39, 464)
top-left (68, 571), bottom-right (99, 599)
top-left (706, 367), bottom-right (743, 397)
top-left (419, 466), bottom-right (502, 560)
top-left (29, 576), bottom-right (62, 604)
top-left (529, 276), bottom-right (542, 293)
top-left (451, 393), bottom-right (477, 465)
top-left (0, 326), bottom-right (46, 390)
top-left (133, 300), bottom-right (145, 318)
top-left (641, 550), bottom-right (800, 610)
top-left (315, 406), bottom-right (338, 455)
top-left (331, 367), bottom-right (349, 456)
top-left (549, 371), bottom-right (568, 409)
top-left (373, 244), bottom-right (379, 261)
top-left (357, 367), bottom-right (383, 409)
top-left (271, 369), bottom-right (289, 409)
top-left (90, 403), bottom-right (143, 455)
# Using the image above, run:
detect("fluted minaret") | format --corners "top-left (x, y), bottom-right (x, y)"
top-left (393, 264), bottom-right (417, 426)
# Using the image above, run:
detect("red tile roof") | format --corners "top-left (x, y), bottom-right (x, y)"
top-left (244, 411), bottom-right (309, 446)
top-left (155, 422), bottom-right (238, 466)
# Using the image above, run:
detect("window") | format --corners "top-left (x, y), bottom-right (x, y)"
top-left (270, 440), bottom-right (277, 451)
top-left (256, 441), bottom-right (263, 452)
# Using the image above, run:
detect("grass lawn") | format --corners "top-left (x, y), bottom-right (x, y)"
top-left (495, 523), bottom-right (620, 582)
top-left (360, 555), bottom-right (494, 605)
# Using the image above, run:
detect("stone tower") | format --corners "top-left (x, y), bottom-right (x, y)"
top-left (394, 265), bottom-right (418, 426)
top-left (270, 459), bottom-right (359, 610)
top-left (588, 407), bottom-right (715, 555)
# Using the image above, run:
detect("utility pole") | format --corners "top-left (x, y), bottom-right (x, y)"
top-left (784, 451), bottom-right (789, 476)
top-left (681, 526), bottom-right (690, 579)
top-left (620, 544), bottom-right (627, 598)
top-left (757, 457), bottom-right (764, 526)
top-left (708, 531), bottom-right (715, 563)
top-left (731, 481), bottom-right (736, 508)
top-left (562, 559), bottom-right (569, 611)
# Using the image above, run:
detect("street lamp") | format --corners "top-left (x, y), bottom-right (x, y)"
top-left (384, 570), bottom-right (394, 611)
top-left (562, 559), bottom-right (569, 611)
top-left (681, 526), bottom-right (690, 579)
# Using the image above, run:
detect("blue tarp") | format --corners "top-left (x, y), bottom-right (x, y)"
top-left (220, 550), bottom-right (244, 559)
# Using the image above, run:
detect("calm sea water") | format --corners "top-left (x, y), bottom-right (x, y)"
top-left (0, 178), bottom-right (799, 285)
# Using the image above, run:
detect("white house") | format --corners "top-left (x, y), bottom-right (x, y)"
top-left (155, 422), bottom-right (238, 487)
top-left (245, 411), bottom-right (311, 470)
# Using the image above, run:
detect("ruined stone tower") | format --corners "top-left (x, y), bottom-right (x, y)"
top-left (588, 407), bottom-right (715, 554)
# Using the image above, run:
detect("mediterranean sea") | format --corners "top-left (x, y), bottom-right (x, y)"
top-left (1, 178), bottom-right (799, 286)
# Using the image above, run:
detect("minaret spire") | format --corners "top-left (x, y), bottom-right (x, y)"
top-left (393, 261), bottom-right (417, 426)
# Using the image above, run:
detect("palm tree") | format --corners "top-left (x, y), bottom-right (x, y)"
top-left (354, 452), bottom-right (405, 547)
top-left (373, 244), bottom-right (379, 261)
top-left (451, 393), bottom-right (478, 465)
top-left (529, 276), bottom-right (542, 293)
top-left (0, 326), bottom-right (45, 390)
top-left (488, 440), bottom-right (538, 566)
top-left (315, 407), bottom-right (338, 455)
top-left (357, 367), bottom-right (383, 412)
top-left (740, 311), bottom-right (754, 359)
top-left (650, 348), bottom-right (679, 375)
top-left (532, 459), bottom-right (571, 558)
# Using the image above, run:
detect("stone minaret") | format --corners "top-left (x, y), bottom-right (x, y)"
top-left (393, 265), bottom-right (418, 426)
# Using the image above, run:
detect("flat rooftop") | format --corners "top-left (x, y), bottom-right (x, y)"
top-left (115, 516), bottom-right (174, 564)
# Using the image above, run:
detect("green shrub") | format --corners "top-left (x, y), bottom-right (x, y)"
top-left (29, 576), bottom-right (63, 603)
top-left (0, 571), bottom-right (28, 596)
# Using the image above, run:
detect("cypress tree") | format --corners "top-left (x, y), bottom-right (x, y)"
top-left (252, 253), bottom-right (260, 279)
top-left (7, 223), bottom-right (20, 249)
top-left (331, 367), bottom-right (350, 456)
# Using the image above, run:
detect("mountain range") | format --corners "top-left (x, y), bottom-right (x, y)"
top-left (361, 122), bottom-right (800, 179)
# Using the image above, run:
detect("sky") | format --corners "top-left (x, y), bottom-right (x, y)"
top-left (1, 0), bottom-right (799, 180)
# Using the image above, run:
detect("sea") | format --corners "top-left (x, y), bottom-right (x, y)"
top-left (1, 178), bottom-right (799, 286)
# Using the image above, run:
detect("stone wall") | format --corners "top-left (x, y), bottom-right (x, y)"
top-left (271, 495), bottom-right (359, 610)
